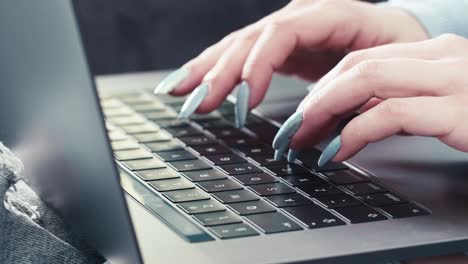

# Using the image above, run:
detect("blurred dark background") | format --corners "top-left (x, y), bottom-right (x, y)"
top-left (74, 0), bottom-right (383, 75)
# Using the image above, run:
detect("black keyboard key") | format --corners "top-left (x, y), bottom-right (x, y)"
top-left (109, 115), bottom-right (146, 126)
top-left (235, 144), bottom-right (274, 157)
top-left (265, 193), bottom-right (312, 207)
top-left (123, 158), bottom-right (166, 170)
top-left (322, 170), bottom-right (368, 185)
top-left (182, 169), bottom-right (227, 182)
top-left (209, 223), bottom-right (259, 239)
top-left (281, 174), bottom-right (326, 187)
top-left (219, 163), bottom-right (262, 175)
top-left (193, 211), bottom-right (242, 227)
top-left (156, 119), bottom-right (190, 128)
top-left (379, 203), bottom-right (429, 219)
top-left (216, 106), bottom-right (235, 116)
top-left (205, 153), bottom-right (246, 165)
top-left (212, 189), bottom-right (259, 204)
top-left (114, 149), bottom-right (153, 161)
top-left (108, 131), bottom-right (128, 141)
top-left (315, 194), bottom-right (362, 209)
top-left (166, 127), bottom-right (203, 137)
top-left (132, 102), bottom-right (165, 112)
top-left (163, 188), bottom-right (210, 203)
top-left (111, 140), bottom-right (140, 151)
top-left (207, 127), bottom-right (244, 138)
top-left (223, 136), bottom-right (257, 146)
top-left (101, 99), bottom-right (122, 109)
top-left (197, 179), bottom-right (243, 192)
top-left (179, 136), bottom-right (216, 146)
top-left (121, 123), bottom-right (159, 134)
top-left (134, 168), bottom-right (179, 181)
top-left (148, 178), bottom-right (195, 192)
top-left (191, 145), bottom-right (231, 156)
top-left (249, 183), bottom-right (295, 196)
top-left (133, 131), bottom-right (172, 143)
top-left (343, 182), bottom-right (387, 195)
top-left (232, 173), bottom-right (278, 185)
top-left (360, 193), bottom-right (406, 207)
top-left (250, 155), bottom-right (287, 167)
top-left (283, 205), bottom-right (345, 229)
top-left (156, 150), bottom-right (197, 162)
top-left (169, 159), bottom-right (211, 172)
top-left (246, 213), bottom-right (302, 234)
top-left (144, 110), bottom-right (178, 121)
top-left (145, 140), bottom-right (183, 152)
top-left (333, 206), bottom-right (386, 223)
top-left (299, 184), bottom-right (344, 197)
top-left (119, 94), bottom-right (153, 104)
top-left (245, 124), bottom-right (278, 144)
top-left (196, 119), bottom-right (233, 129)
top-left (190, 112), bottom-right (222, 121)
top-left (264, 164), bottom-right (309, 176)
top-left (228, 200), bottom-right (276, 215)
top-left (299, 149), bottom-right (348, 172)
top-left (178, 199), bottom-right (226, 214)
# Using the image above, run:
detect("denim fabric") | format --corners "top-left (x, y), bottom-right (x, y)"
top-left (0, 143), bottom-right (101, 264)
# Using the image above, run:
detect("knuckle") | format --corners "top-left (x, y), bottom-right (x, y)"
top-left (378, 99), bottom-right (406, 119)
top-left (437, 33), bottom-right (466, 43)
top-left (350, 59), bottom-right (382, 80)
top-left (433, 34), bottom-right (468, 49)
top-left (339, 51), bottom-right (369, 72)
top-left (237, 29), bottom-right (258, 42)
top-left (264, 20), bottom-right (288, 34)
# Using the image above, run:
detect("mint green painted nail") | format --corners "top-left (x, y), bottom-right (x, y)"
top-left (287, 149), bottom-right (299, 163)
top-left (274, 145), bottom-right (288, 161)
top-left (235, 81), bottom-right (250, 128)
top-left (318, 135), bottom-right (341, 167)
top-left (272, 111), bottom-right (303, 150)
top-left (178, 83), bottom-right (209, 119)
top-left (154, 68), bottom-right (190, 95)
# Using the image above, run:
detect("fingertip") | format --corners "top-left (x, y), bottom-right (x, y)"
top-left (193, 82), bottom-right (225, 114)
top-left (242, 69), bottom-right (273, 110)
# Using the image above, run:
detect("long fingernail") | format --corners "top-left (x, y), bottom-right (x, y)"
top-left (274, 145), bottom-right (288, 161)
top-left (272, 111), bottom-right (303, 150)
top-left (234, 81), bottom-right (250, 128)
top-left (178, 83), bottom-right (209, 119)
top-left (318, 135), bottom-right (341, 167)
top-left (287, 149), bottom-right (299, 163)
top-left (154, 68), bottom-right (190, 95)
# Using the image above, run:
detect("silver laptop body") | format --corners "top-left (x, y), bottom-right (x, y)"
top-left (2, 1), bottom-right (468, 263)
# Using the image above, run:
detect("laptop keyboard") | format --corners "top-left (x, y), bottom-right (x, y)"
top-left (101, 92), bottom-right (429, 240)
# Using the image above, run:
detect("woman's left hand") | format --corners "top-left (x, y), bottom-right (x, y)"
top-left (273, 34), bottom-right (468, 164)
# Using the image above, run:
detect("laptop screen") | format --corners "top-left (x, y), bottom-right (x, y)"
top-left (0, 1), bottom-right (141, 263)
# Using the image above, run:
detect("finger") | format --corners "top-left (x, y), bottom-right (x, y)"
top-left (313, 34), bottom-right (468, 94)
top-left (169, 36), bottom-right (233, 96)
top-left (194, 38), bottom-right (256, 112)
top-left (290, 58), bottom-right (459, 150)
top-left (357, 98), bottom-right (382, 113)
top-left (333, 96), bottom-right (457, 162)
top-left (242, 5), bottom-right (361, 108)
top-left (171, 0), bottom-right (306, 96)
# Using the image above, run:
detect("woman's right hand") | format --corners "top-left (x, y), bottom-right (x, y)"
top-left (154, 0), bottom-right (428, 127)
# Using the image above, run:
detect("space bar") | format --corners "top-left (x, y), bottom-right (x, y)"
top-left (119, 169), bottom-right (214, 243)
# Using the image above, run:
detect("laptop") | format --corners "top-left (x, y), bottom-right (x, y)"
top-left (2, 1), bottom-right (468, 263)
